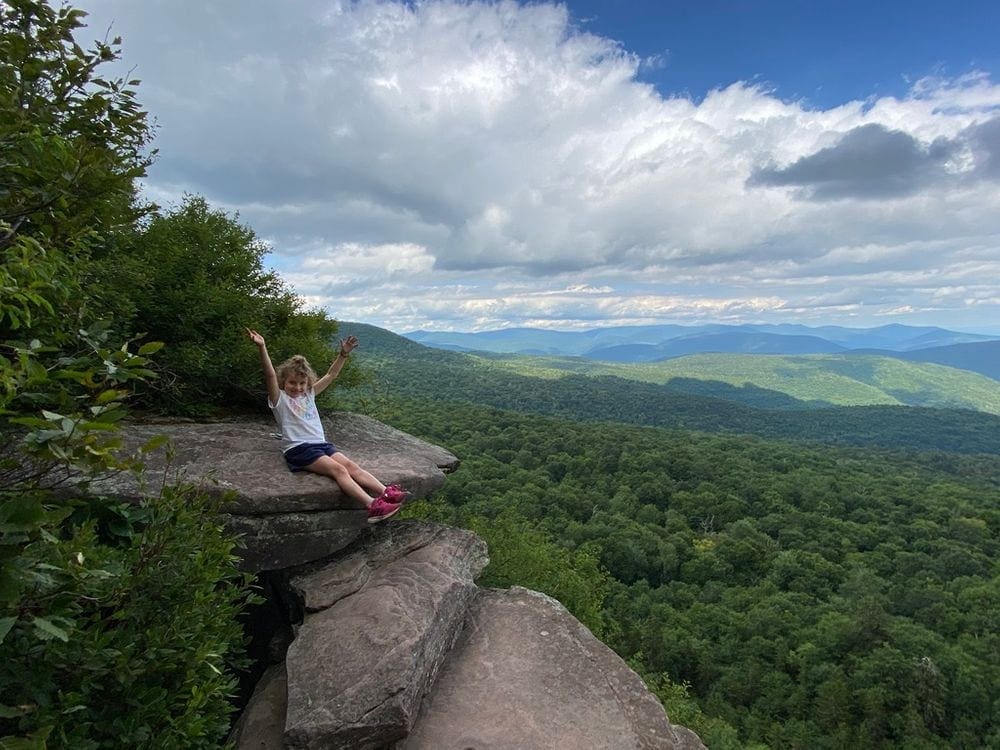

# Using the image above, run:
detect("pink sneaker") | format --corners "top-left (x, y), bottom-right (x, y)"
top-left (382, 484), bottom-right (413, 504)
top-left (367, 496), bottom-right (401, 524)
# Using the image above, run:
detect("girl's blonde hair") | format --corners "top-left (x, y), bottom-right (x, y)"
top-left (275, 355), bottom-right (317, 387)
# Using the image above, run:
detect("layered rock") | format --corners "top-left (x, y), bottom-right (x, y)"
top-left (284, 522), bottom-right (488, 749)
top-left (232, 522), bottom-right (706, 750)
top-left (93, 413), bottom-right (458, 570)
top-left (93, 413), bottom-right (704, 748)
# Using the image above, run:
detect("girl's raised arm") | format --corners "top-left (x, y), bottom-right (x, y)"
top-left (246, 327), bottom-right (280, 405)
top-left (314, 335), bottom-right (358, 395)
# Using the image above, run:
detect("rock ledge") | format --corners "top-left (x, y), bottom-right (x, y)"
top-left (95, 413), bottom-right (458, 570)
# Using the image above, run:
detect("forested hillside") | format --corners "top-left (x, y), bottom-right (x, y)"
top-left (336, 322), bottom-right (1000, 748)
top-left (348, 395), bottom-right (1000, 750)
top-left (342, 323), bottom-right (1000, 454)
top-left (868, 340), bottom-right (1000, 381)
top-left (487, 352), bottom-right (1000, 414)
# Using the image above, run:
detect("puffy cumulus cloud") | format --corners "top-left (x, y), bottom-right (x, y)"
top-left (282, 242), bottom-right (436, 293)
top-left (83, 0), bottom-right (1000, 331)
top-left (294, 274), bottom-right (792, 332)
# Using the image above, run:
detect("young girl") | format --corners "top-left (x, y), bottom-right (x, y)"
top-left (246, 328), bottom-right (410, 523)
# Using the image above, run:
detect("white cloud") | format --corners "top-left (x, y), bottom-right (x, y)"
top-left (83, 0), bottom-right (1000, 332)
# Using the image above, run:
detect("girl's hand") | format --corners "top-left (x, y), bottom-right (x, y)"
top-left (246, 327), bottom-right (266, 348)
top-left (339, 335), bottom-right (359, 357)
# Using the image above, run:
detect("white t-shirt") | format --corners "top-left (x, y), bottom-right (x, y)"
top-left (269, 389), bottom-right (326, 452)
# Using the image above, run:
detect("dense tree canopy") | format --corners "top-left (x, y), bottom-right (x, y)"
top-left (355, 392), bottom-right (1000, 749)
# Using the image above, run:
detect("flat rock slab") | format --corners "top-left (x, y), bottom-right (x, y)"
top-left (401, 586), bottom-right (707, 750)
top-left (283, 521), bottom-right (488, 750)
top-left (98, 413), bottom-right (459, 515)
top-left (88, 414), bottom-right (460, 570)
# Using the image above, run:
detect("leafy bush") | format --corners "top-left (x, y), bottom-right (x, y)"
top-left (93, 195), bottom-right (357, 415)
top-left (630, 662), bottom-right (752, 750)
top-left (402, 502), bottom-right (611, 638)
top-left (1, 240), bottom-right (252, 749)
top-left (467, 510), bottom-right (611, 638)
top-left (2, 4), bottom-right (255, 747)
top-left (0, 485), bottom-right (254, 749)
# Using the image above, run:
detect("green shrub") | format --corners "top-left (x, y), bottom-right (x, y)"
top-left (467, 511), bottom-right (612, 638)
top-left (0, 484), bottom-right (254, 749)
top-left (631, 662), bottom-right (752, 750)
top-left (403, 502), bottom-right (611, 638)
top-left (92, 196), bottom-right (358, 415)
top-left (2, 5), bottom-right (256, 747)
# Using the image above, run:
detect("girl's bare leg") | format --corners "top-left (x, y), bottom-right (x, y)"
top-left (331, 452), bottom-right (386, 496)
top-left (304, 454), bottom-right (376, 507)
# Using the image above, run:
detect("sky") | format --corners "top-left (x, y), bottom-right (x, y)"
top-left (81, 0), bottom-right (1000, 334)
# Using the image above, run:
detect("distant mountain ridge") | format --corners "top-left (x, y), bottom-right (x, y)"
top-left (857, 340), bottom-right (1000, 381)
top-left (341, 322), bottom-right (1000, 454)
top-left (404, 323), bottom-right (999, 379)
top-left (405, 323), bottom-right (995, 352)
top-left (586, 332), bottom-right (847, 361)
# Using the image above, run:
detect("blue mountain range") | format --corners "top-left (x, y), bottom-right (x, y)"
top-left (404, 324), bottom-right (1000, 379)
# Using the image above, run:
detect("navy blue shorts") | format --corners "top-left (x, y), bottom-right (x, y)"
top-left (283, 442), bottom-right (339, 472)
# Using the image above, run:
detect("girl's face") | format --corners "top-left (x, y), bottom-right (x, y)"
top-left (282, 374), bottom-right (310, 397)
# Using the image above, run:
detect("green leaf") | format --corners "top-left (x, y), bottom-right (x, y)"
top-left (0, 496), bottom-right (46, 530)
top-left (140, 434), bottom-right (170, 453)
top-left (96, 388), bottom-right (122, 405)
top-left (0, 725), bottom-right (51, 749)
top-left (7, 417), bottom-right (49, 429)
top-left (39, 529), bottom-right (59, 543)
top-left (0, 704), bottom-right (25, 719)
top-left (0, 617), bottom-right (17, 643)
top-left (78, 420), bottom-right (117, 431)
top-left (107, 519), bottom-right (131, 537)
top-left (137, 341), bottom-right (164, 355)
top-left (31, 617), bottom-right (70, 642)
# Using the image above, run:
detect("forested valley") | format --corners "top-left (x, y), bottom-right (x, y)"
top-left (338, 328), bottom-right (1000, 749)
